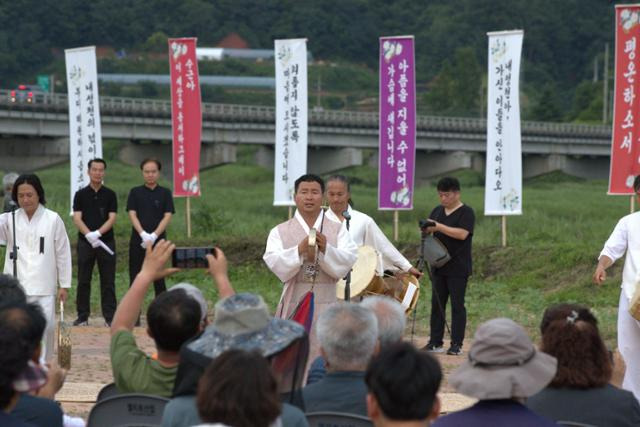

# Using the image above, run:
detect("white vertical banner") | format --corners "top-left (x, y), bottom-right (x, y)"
top-left (65, 46), bottom-right (103, 212)
top-left (485, 31), bottom-right (523, 215)
top-left (273, 39), bottom-right (308, 206)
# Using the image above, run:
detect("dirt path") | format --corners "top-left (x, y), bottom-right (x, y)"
top-left (55, 321), bottom-right (473, 420)
top-left (57, 320), bottom-right (156, 419)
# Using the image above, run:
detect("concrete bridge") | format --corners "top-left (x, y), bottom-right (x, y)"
top-left (0, 90), bottom-right (612, 178)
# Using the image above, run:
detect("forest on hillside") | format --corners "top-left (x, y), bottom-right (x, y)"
top-left (0, 0), bottom-right (633, 122)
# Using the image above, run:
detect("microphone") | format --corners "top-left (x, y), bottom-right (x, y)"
top-left (342, 210), bottom-right (351, 221)
top-left (9, 200), bottom-right (17, 211)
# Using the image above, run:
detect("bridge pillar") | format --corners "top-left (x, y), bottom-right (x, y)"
top-left (255, 147), bottom-right (363, 174)
top-left (523, 154), bottom-right (609, 179)
top-left (368, 151), bottom-right (483, 179)
top-left (254, 146), bottom-right (274, 169)
top-left (119, 142), bottom-right (237, 171)
top-left (308, 148), bottom-right (362, 174)
top-left (0, 137), bottom-right (68, 172)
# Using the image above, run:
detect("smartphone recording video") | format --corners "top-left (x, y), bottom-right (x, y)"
top-left (172, 247), bottom-right (214, 268)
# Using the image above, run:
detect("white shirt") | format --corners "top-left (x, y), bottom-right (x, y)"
top-left (0, 205), bottom-right (72, 295)
top-left (326, 205), bottom-right (413, 273)
top-left (263, 210), bottom-right (357, 283)
top-left (600, 211), bottom-right (640, 300)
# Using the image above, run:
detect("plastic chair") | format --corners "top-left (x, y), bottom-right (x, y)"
top-left (87, 393), bottom-right (169, 427)
top-left (556, 422), bottom-right (597, 427)
top-left (306, 411), bottom-right (373, 427)
top-left (96, 382), bottom-right (120, 402)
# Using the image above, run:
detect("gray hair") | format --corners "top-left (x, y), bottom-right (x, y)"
top-left (316, 302), bottom-right (378, 370)
top-left (360, 296), bottom-right (406, 348)
top-left (2, 172), bottom-right (19, 192)
top-left (326, 174), bottom-right (351, 193)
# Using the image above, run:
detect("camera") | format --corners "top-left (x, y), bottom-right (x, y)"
top-left (172, 247), bottom-right (215, 268)
top-left (419, 219), bottom-right (436, 230)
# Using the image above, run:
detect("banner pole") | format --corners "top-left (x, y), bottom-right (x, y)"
top-left (632, 195), bottom-right (635, 214)
top-left (288, 206), bottom-right (293, 220)
top-left (501, 215), bottom-right (507, 247)
top-left (186, 198), bottom-right (192, 238)
top-left (393, 210), bottom-right (399, 241)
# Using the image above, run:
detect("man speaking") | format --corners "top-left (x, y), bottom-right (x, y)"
top-left (263, 174), bottom-right (357, 367)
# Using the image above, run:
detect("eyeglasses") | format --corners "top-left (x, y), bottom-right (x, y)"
top-left (438, 192), bottom-right (455, 198)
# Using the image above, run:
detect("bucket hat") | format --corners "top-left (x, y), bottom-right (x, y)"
top-left (450, 318), bottom-right (557, 399)
top-left (187, 293), bottom-right (305, 358)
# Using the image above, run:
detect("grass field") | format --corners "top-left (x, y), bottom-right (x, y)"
top-left (1, 140), bottom-right (630, 348)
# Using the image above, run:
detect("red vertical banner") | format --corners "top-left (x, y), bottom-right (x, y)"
top-left (610, 6), bottom-right (640, 194)
top-left (169, 38), bottom-right (202, 197)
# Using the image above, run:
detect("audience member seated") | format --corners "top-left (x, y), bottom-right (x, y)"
top-left (433, 318), bottom-right (558, 427)
top-left (162, 253), bottom-right (308, 427)
top-left (0, 273), bottom-right (27, 304)
top-left (0, 274), bottom-right (80, 427)
top-left (0, 302), bottom-right (41, 426)
top-left (366, 342), bottom-right (442, 426)
top-left (9, 302), bottom-right (64, 427)
top-left (527, 304), bottom-right (640, 426)
top-left (168, 283), bottom-right (210, 329)
top-left (302, 302), bottom-right (378, 416)
top-left (307, 295), bottom-right (405, 385)
top-left (194, 349), bottom-right (283, 427)
top-left (110, 240), bottom-right (208, 397)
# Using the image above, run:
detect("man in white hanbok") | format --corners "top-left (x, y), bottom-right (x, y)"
top-left (0, 174), bottom-right (72, 361)
top-left (264, 174), bottom-right (357, 367)
top-left (594, 175), bottom-right (640, 401)
top-left (325, 175), bottom-right (422, 278)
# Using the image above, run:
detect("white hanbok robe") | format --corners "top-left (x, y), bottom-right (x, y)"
top-left (263, 210), bottom-right (357, 368)
top-left (0, 204), bottom-right (72, 360)
top-left (599, 210), bottom-right (640, 401)
top-left (326, 205), bottom-right (413, 274)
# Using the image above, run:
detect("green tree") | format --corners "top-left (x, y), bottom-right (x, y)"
top-left (423, 60), bottom-right (455, 115)
top-left (451, 47), bottom-right (482, 115)
top-left (530, 84), bottom-right (563, 122)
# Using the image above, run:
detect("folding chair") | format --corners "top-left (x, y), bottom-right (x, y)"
top-left (87, 393), bottom-right (169, 427)
top-left (96, 382), bottom-right (120, 402)
top-left (306, 411), bottom-right (373, 427)
top-left (556, 422), bottom-right (597, 427)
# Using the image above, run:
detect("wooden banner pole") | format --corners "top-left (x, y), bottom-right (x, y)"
top-left (393, 210), bottom-right (399, 241)
top-left (288, 206), bottom-right (293, 220)
top-left (186, 198), bottom-right (192, 238)
top-left (501, 215), bottom-right (507, 247)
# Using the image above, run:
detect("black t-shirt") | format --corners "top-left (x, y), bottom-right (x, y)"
top-left (126, 185), bottom-right (175, 241)
top-left (429, 204), bottom-right (475, 277)
top-left (73, 184), bottom-right (118, 242)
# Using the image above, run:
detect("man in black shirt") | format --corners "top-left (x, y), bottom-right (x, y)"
top-left (72, 158), bottom-right (118, 326)
top-left (126, 158), bottom-right (175, 296)
top-left (423, 177), bottom-right (475, 356)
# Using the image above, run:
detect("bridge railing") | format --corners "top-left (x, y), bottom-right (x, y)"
top-left (0, 89), bottom-right (610, 138)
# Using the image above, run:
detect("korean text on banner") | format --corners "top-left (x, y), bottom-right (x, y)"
top-left (65, 46), bottom-right (103, 213)
top-left (610, 6), bottom-right (640, 194)
top-left (484, 31), bottom-right (524, 216)
top-left (169, 38), bottom-right (202, 197)
top-left (378, 36), bottom-right (416, 210)
top-left (274, 39), bottom-right (308, 206)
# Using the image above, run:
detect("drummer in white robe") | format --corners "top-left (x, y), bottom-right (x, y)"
top-left (0, 174), bottom-right (72, 361)
top-left (263, 174), bottom-right (357, 367)
top-left (325, 175), bottom-right (422, 279)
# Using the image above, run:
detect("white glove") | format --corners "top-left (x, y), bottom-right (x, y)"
top-left (149, 232), bottom-right (158, 244)
top-left (140, 231), bottom-right (152, 248)
top-left (90, 240), bottom-right (101, 248)
top-left (85, 230), bottom-right (101, 244)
